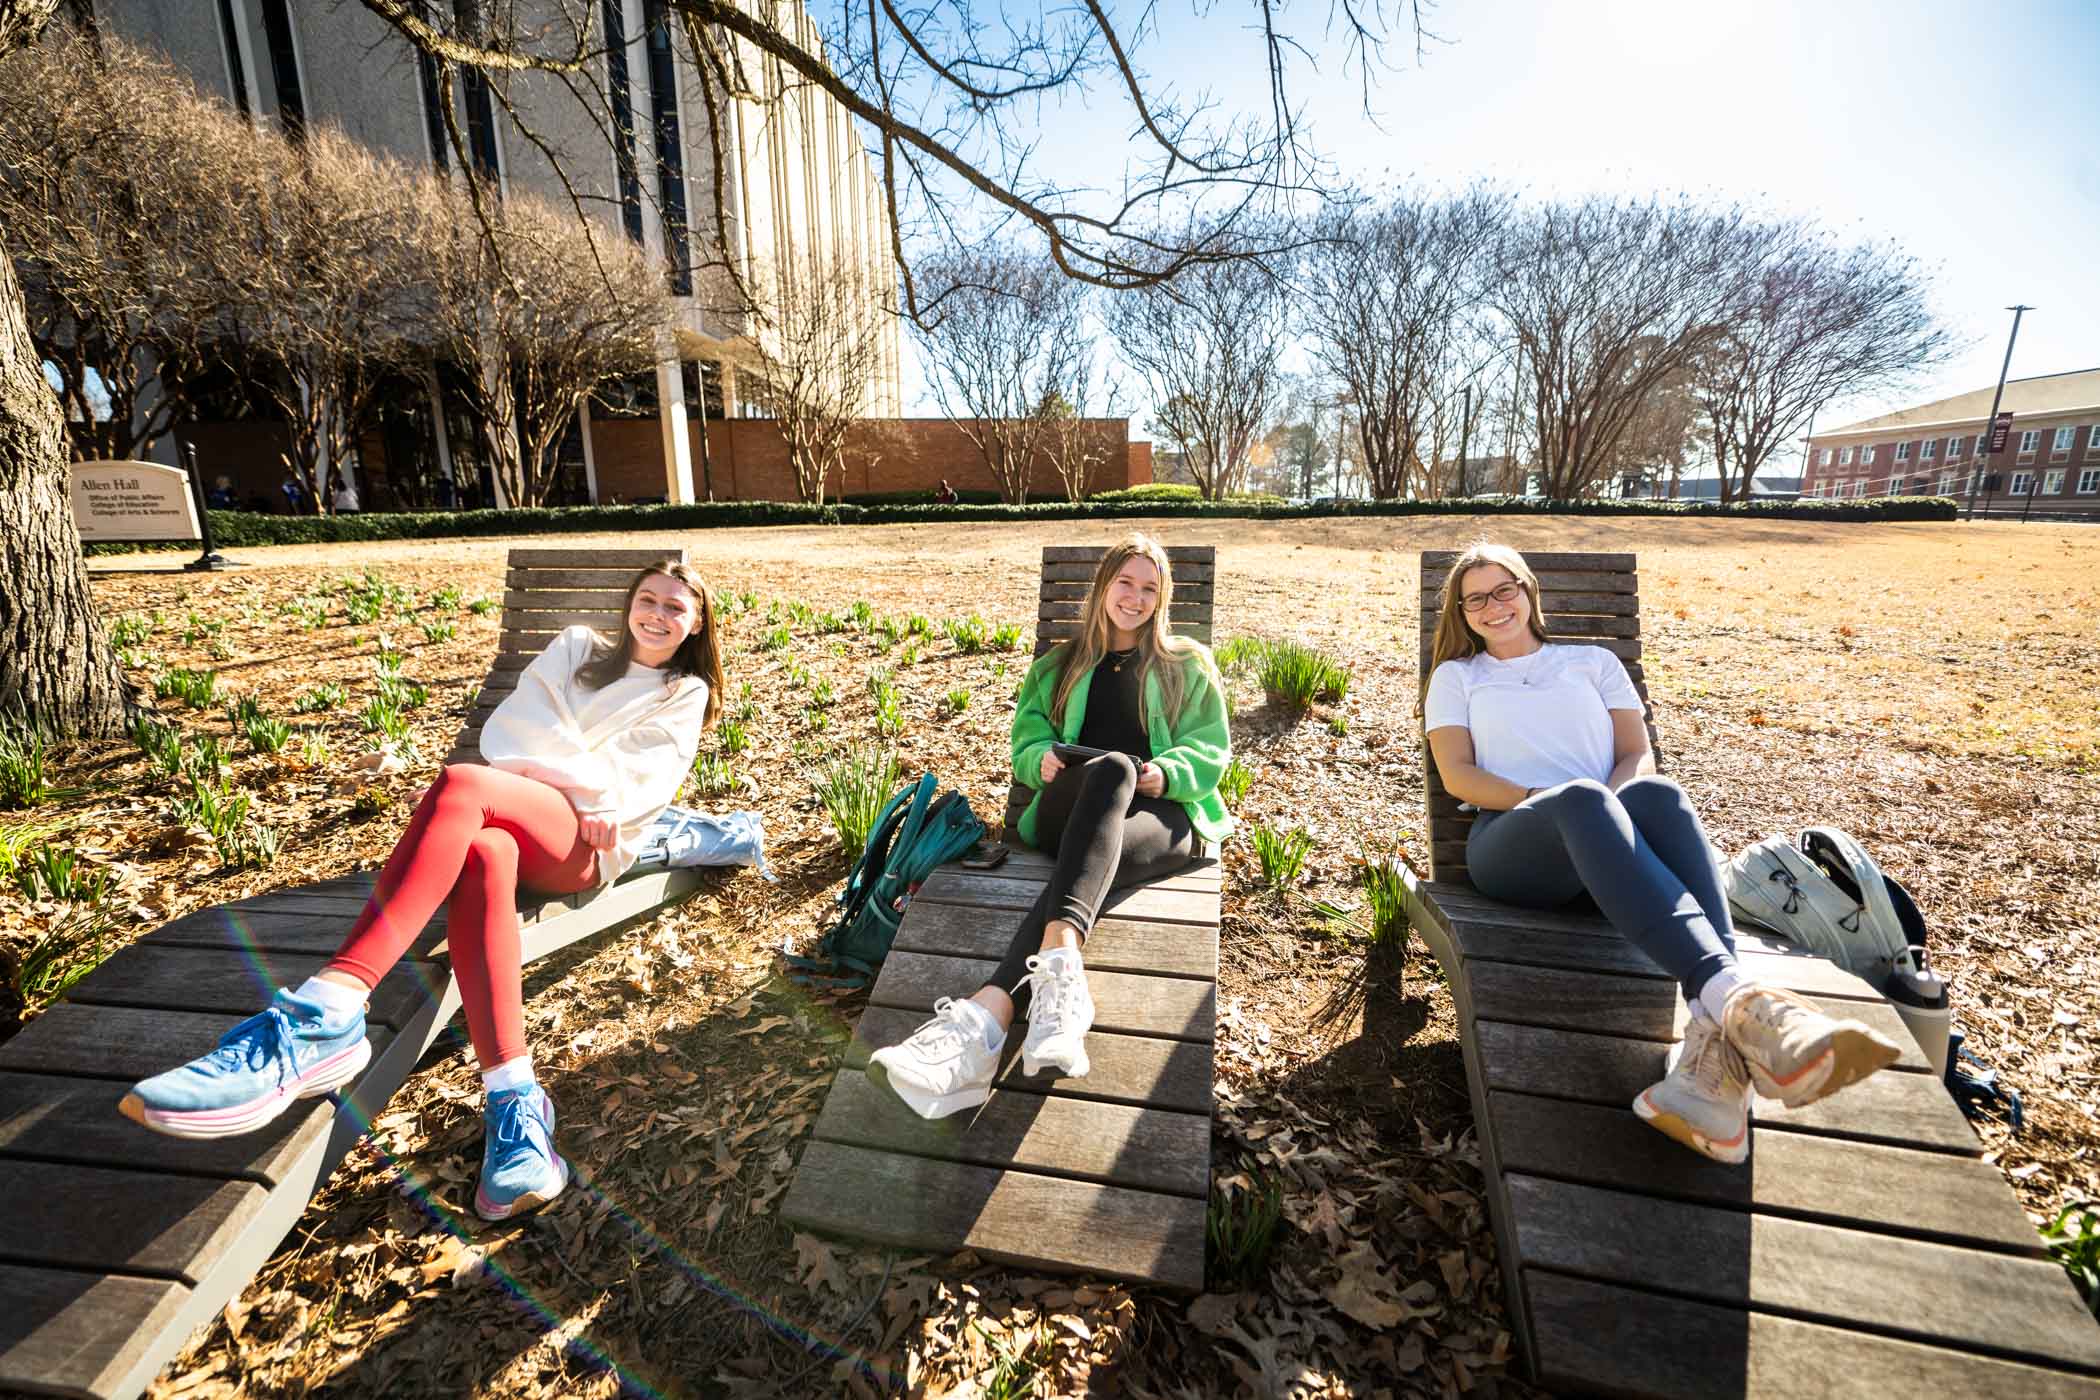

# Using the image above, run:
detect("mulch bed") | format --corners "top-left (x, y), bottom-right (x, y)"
top-left (0, 515), bottom-right (2090, 1397)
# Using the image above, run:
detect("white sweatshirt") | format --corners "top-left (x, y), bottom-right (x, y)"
top-left (478, 625), bottom-right (710, 883)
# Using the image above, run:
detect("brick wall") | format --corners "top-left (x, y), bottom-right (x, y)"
top-left (591, 416), bottom-right (1148, 503)
top-left (1803, 412), bottom-right (2100, 513)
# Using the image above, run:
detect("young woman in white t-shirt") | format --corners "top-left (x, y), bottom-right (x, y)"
top-left (1422, 542), bottom-right (1899, 1164)
top-left (123, 561), bottom-right (723, 1219)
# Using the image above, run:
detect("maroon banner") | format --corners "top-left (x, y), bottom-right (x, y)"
top-left (1986, 411), bottom-right (2014, 452)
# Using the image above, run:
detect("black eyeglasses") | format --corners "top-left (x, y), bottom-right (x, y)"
top-left (1459, 581), bottom-right (1524, 613)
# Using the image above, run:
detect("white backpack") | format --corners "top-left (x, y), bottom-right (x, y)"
top-left (1721, 827), bottom-right (1925, 989)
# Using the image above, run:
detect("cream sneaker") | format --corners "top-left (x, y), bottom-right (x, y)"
top-left (1723, 983), bottom-right (1901, 1108)
top-left (1634, 1015), bottom-right (1752, 1164)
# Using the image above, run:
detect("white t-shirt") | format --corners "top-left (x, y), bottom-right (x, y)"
top-left (1423, 644), bottom-right (1643, 790)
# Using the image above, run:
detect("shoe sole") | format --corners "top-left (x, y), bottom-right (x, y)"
top-left (878, 1070), bottom-right (989, 1121)
top-left (119, 1037), bottom-right (373, 1140)
top-left (1747, 1023), bottom-right (1902, 1108)
top-left (1633, 1090), bottom-right (1748, 1165)
top-left (1021, 1043), bottom-right (1090, 1079)
top-left (476, 1153), bottom-right (571, 1222)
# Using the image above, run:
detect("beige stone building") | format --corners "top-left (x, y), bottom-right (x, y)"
top-left (94, 0), bottom-right (902, 505)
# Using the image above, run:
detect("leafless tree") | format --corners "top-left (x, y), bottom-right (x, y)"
top-left (0, 0), bottom-right (128, 735)
top-left (735, 251), bottom-right (897, 504)
top-left (0, 34), bottom-right (248, 461)
top-left (415, 178), bottom-right (669, 508)
top-left (1107, 244), bottom-right (1292, 500)
top-left (358, 0), bottom-right (1433, 317)
top-left (912, 247), bottom-right (1090, 503)
top-left (1598, 362), bottom-right (1702, 497)
top-left (1300, 189), bottom-right (1504, 499)
top-left (1489, 195), bottom-right (1757, 498)
top-left (1691, 227), bottom-right (1953, 504)
top-left (174, 122), bottom-right (427, 515)
top-left (1041, 351), bottom-right (1121, 501)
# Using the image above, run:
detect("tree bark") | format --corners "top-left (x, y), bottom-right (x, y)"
top-left (0, 229), bottom-right (130, 737)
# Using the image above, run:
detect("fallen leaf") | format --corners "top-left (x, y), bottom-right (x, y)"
top-left (1324, 1242), bottom-right (1406, 1328)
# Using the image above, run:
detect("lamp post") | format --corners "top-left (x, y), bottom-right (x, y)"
top-left (1969, 304), bottom-right (2032, 520)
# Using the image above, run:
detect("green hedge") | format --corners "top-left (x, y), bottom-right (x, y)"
top-left (83, 492), bottom-right (1959, 554)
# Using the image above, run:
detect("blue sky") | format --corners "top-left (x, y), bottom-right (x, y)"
top-left (879, 0), bottom-right (2100, 455)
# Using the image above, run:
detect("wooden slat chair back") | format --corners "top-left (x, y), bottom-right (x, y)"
top-left (1419, 551), bottom-right (1657, 885)
top-left (0, 547), bottom-right (712, 1400)
top-left (1400, 549), bottom-right (2100, 1394)
top-left (1004, 544), bottom-right (1216, 837)
top-left (449, 546), bottom-right (687, 766)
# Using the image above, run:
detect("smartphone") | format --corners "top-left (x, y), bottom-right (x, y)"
top-left (1052, 743), bottom-right (1114, 765)
top-left (960, 842), bottom-right (1010, 870)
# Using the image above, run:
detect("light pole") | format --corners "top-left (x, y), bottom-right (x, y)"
top-left (1969, 304), bottom-right (2032, 520)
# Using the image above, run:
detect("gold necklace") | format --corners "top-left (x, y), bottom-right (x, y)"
top-left (1109, 647), bottom-right (1137, 673)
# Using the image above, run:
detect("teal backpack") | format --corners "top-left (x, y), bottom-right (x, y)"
top-left (786, 773), bottom-right (986, 989)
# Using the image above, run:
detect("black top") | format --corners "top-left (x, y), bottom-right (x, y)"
top-left (1075, 649), bottom-right (1152, 761)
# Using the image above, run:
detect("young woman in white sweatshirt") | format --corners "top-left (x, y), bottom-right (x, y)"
top-left (123, 560), bottom-right (723, 1220)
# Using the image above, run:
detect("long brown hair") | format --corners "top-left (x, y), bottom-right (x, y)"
top-left (575, 560), bottom-right (725, 728)
top-left (1049, 532), bottom-right (1207, 728)
top-left (1419, 541), bottom-right (1550, 713)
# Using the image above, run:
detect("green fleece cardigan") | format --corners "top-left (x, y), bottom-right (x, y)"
top-left (1010, 642), bottom-right (1234, 848)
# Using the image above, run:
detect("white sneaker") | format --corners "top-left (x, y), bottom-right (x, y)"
top-left (1633, 1014), bottom-right (1752, 1164)
top-left (1020, 950), bottom-right (1095, 1079)
top-left (869, 998), bottom-right (1000, 1120)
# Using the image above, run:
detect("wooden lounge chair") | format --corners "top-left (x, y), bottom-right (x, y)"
top-left (1399, 549), bottom-right (2100, 1395)
top-left (782, 545), bottom-right (1222, 1290)
top-left (0, 546), bottom-right (713, 1400)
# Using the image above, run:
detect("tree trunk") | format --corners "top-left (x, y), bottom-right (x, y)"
top-left (0, 249), bottom-right (130, 737)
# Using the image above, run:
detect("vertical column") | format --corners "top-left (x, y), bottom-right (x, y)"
top-left (578, 398), bottom-right (601, 504)
top-left (656, 334), bottom-right (695, 504)
top-left (718, 359), bottom-right (740, 418)
top-left (425, 365), bottom-right (455, 491)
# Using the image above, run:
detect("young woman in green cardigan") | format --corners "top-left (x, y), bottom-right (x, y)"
top-left (872, 533), bottom-right (1232, 1119)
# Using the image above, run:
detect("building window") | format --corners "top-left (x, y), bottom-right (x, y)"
top-left (2010, 471), bottom-right (2033, 496)
top-left (257, 0), bottom-right (306, 141)
top-left (1895, 441), bottom-right (1911, 461)
top-left (1945, 435), bottom-right (1963, 459)
top-left (1861, 445), bottom-right (1876, 465)
top-left (1851, 479), bottom-right (1866, 498)
top-left (417, 52), bottom-right (448, 172)
top-left (1921, 438), bottom-right (1937, 460)
top-left (461, 67), bottom-right (502, 184)
top-left (2052, 426), bottom-right (2075, 460)
top-left (2044, 470), bottom-right (2064, 495)
top-left (1818, 448), bottom-right (1832, 466)
top-left (2017, 429), bottom-right (2040, 458)
top-left (214, 0), bottom-right (251, 117)
top-left (643, 0), bottom-right (693, 295)
top-left (1938, 473), bottom-right (1955, 496)
top-left (2087, 426), bottom-right (2100, 458)
top-left (1838, 446), bottom-right (1853, 465)
top-left (2080, 469), bottom-right (2100, 495)
top-left (603, 0), bottom-right (645, 244)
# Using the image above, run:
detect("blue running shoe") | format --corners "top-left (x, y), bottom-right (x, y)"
top-left (120, 988), bottom-right (370, 1139)
top-left (475, 1085), bottom-right (569, 1221)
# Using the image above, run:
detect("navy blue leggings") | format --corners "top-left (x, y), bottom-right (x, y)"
top-left (1466, 775), bottom-right (1737, 1002)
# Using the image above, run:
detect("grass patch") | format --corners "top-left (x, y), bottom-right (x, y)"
top-left (0, 723), bottom-right (51, 809)
top-left (11, 903), bottom-right (122, 1017)
top-left (1257, 640), bottom-right (1350, 710)
top-left (2043, 1202), bottom-right (2100, 1318)
top-left (811, 745), bottom-right (902, 856)
top-left (292, 682), bottom-right (348, 713)
top-left (1250, 820), bottom-right (1314, 891)
top-left (155, 668), bottom-right (220, 709)
top-left (1219, 756), bottom-right (1255, 808)
top-left (1207, 1165), bottom-right (1284, 1289)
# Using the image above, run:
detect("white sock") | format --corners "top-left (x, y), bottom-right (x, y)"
top-left (957, 998), bottom-right (1005, 1051)
top-left (1039, 944), bottom-right (1083, 974)
top-left (1697, 967), bottom-right (1750, 1026)
top-left (293, 976), bottom-right (365, 1017)
top-left (482, 1056), bottom-right (537, 1095)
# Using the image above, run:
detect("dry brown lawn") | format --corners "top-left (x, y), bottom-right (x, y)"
top-left (0, 515), bottom-right (2091, 1398)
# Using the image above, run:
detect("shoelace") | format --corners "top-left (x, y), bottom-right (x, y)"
top-left (1027, 958), bottom-right (1078, 1036)
top-left (211, 1004), bottom-right (301, 1085)
top-left (907, 998), bottom-right (974, 1055)
top-left (487, 1091), bottom-right (545, 1155)
top-left (1683, 1022), bottom-right (1747, 1097)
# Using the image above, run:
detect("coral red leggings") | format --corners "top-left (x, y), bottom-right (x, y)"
top-left (328, 764), bottom-right (598, 1068)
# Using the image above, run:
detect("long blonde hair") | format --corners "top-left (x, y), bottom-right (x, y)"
top-left (1050, 532), bottom-right (1202, 727)
top-left (1419, 541), bottom-right (1550, 713)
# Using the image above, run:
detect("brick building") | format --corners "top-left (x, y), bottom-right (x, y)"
top-left (1801, 368), bottom-right (2100, 516)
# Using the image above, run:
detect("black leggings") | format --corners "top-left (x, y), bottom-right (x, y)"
top-left (984, 752), bottom-right (1196, 1015)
